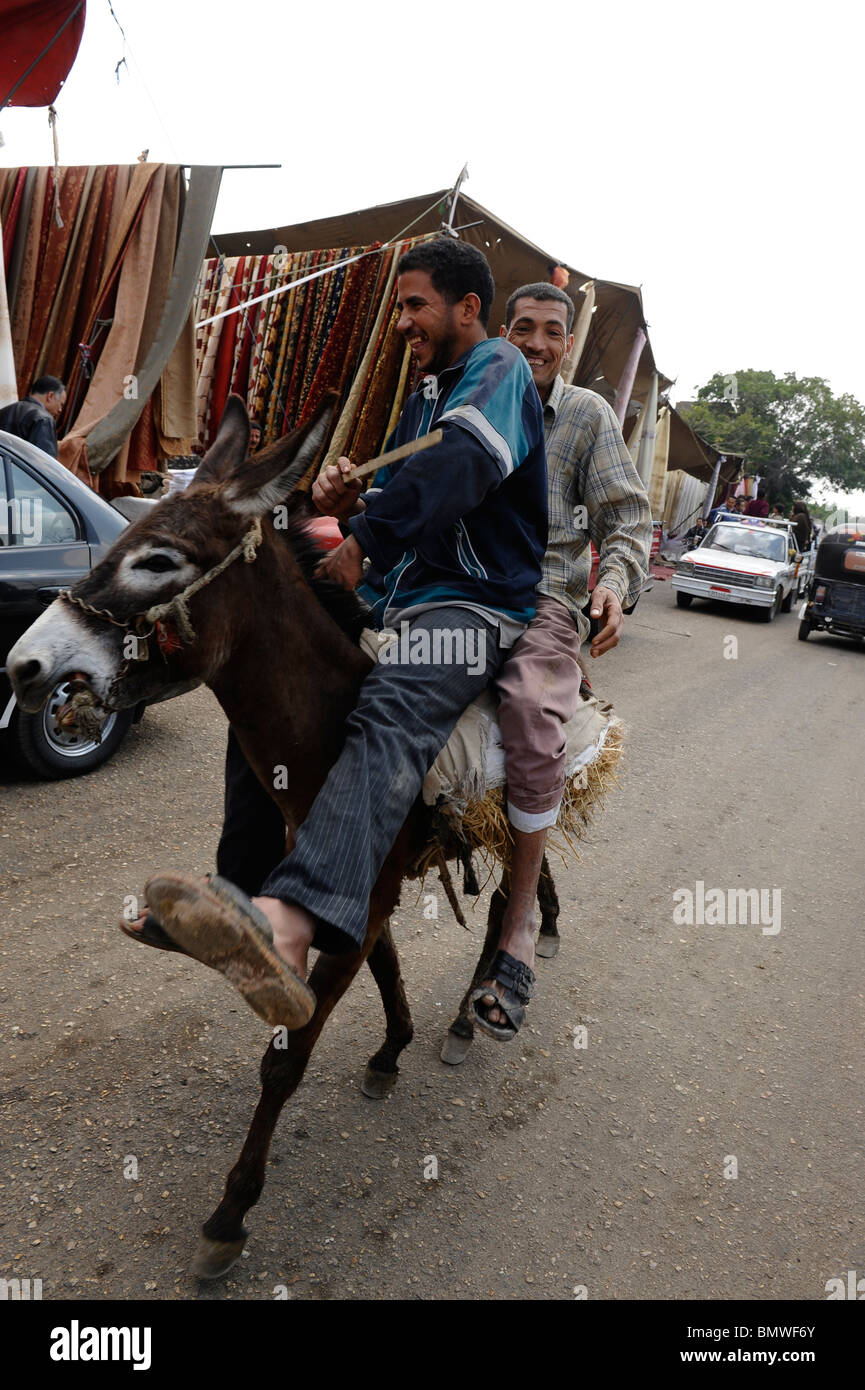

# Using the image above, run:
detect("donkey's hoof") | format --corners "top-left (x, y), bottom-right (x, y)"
top-left (192, 1234), bottom-right (246, 1280)
top-left (361, 1065), bottom-right (398, 1099)
top-left (535, 933), bottom-right (560, 959)
top-left (440, 1030), bottom-right (473, 1065)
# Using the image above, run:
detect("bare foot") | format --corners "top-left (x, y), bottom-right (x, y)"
top-left (476, 895), bottom-right (536, 1027)
top-left (251, 896), bottom-right (315, 978)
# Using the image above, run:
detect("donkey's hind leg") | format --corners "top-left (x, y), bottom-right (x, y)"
top-left (362, 920), bottom-right (414, 1099)
top-left (535, 855), bottom-right (562, 959)
top-left (441, 875), bottom-right (510, 1065)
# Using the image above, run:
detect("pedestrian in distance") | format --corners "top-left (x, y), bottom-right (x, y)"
top-left (0, 375), bottom-right (66, 458)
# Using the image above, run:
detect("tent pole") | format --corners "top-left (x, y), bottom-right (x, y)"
top-left (562, 281), bottom-right (595, 386)
top-left (634, 371), bottom-right (658, 488)
top-left (702, 455), bottom-right (724, 519)
top-left (444, 164), bottom-right (469, 234)
top-left (614, 326), bottom-right (646, 425)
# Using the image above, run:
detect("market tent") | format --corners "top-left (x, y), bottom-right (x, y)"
top-left (657, 405), bottom-right (745, 531)
top-left (215, 189), bottom-right (671, 405)
top-left (667, 404), bottom-right (743, 485)
top-left (0, 0), bottom-right (86, 109)
top-left (662, 470), bottom-right (709, 534)
top-left (574, 278), bottom-right (672, 406)
top-left (213, 188), bottom-right (588, 333)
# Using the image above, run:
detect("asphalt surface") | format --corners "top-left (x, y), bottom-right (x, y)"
top-left (1, 581), bottom-right (863, 1302)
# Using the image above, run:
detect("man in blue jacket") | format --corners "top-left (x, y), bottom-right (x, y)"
top-left (144, 238), bottom-right (548, 1030)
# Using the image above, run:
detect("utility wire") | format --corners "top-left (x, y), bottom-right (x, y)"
top-left (105, 0), bottom-right (183, 163)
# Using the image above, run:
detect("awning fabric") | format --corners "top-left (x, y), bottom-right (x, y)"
top-left (214, 189), bottom-right (591, 347)
top-left (215, 189), bottom-right (674, 403)
top-left (0, 1), bottom-right (86, 109)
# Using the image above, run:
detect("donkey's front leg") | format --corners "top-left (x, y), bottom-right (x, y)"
top-left (194, 948), bottom-right (366, 1280)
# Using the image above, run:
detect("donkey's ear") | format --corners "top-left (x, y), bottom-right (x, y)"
top-left (223, 397), bottom-right (337, 517)
top-left (191, 395), bottom-right (251, 486)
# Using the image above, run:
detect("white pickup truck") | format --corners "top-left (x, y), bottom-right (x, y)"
top-left (672, 517), bottom-right (812, 622)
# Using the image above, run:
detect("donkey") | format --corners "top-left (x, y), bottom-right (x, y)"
top-left (8, 395), bottom-right (562, 1278)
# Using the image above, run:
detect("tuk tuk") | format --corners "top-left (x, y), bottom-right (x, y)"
top-left (798, 523), bottom-right (865, 643)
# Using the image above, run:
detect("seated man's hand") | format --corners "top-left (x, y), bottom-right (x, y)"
top-left (315, 534), bottom-right (364, 591)
top-left (312, 457), bottom-right (363, 522)
top-left (589, 585), bottom-right (624, 658)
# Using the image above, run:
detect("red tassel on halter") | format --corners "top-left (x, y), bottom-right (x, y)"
top-left (155, 619), bottom-right (181, 655)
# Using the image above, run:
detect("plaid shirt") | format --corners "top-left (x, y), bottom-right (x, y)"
top-left (540, 376), bottom-right (652, 641)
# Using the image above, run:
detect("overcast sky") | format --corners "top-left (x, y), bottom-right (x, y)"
top-left (2, 0), bottom-right (863, 496)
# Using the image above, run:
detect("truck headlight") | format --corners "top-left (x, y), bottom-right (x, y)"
top-left (675, 560), bottom-right (694, 574)
top-left (754, 575), bottom-right (774, 588)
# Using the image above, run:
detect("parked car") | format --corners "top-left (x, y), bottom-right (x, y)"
top-left (671, 517), bottom-right (808, 622)
top-left (798, 522), bottom-right (865, 644)
top-left (0, 430), bottom-right (155, 777)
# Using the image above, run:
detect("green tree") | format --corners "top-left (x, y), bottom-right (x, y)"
top-left (680, 371), bottom-right (865, 506)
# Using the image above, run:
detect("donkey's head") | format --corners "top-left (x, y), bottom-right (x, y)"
top-left (8, 395), bottom-right (335, 715)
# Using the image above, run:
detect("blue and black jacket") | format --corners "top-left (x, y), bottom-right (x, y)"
top-left (349, 337), bottom-right (548, 628)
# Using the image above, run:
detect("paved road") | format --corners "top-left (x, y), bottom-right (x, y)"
top-left (1, 582), bottom-right (863, 1301)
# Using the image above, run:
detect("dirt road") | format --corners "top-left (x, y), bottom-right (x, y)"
top-left (1, 583), bottom-right (863, 1300)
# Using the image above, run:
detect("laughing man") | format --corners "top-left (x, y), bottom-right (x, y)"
top-left (466, 282), bottom-right (651, 1040)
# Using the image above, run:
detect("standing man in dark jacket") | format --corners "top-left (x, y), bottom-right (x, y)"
top-left (0, 376), bottom-right (66, 458)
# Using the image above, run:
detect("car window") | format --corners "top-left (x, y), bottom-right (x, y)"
top-left (768, 534), bottom-right (786, 561)
top-left (706, 524), bottom-right (785, 562)
top-left (9, 461), bottom-right (78, 546)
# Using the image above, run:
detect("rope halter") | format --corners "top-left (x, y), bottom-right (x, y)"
top-left (58, 515), bottom-right (264, 663)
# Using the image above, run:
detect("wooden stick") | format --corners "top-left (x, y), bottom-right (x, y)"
top-left (342, 429), bottom-right (444, 484)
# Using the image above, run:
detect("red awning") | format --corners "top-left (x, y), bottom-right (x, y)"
top-left (0, 1), bottom-right (86, 109)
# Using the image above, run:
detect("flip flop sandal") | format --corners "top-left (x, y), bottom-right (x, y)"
top-left (470, 949), bottom-right (535, 1041)
top-left (143, 872), bottom-right (316, 1030)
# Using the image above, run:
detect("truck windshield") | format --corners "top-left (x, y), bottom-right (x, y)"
top-left (705, 524), bottom-right (786, 562)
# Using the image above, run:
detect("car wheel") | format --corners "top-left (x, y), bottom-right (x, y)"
top-left (676, 592), bottom-right (693, 608)
top-left (759, 588), bottom-right (782, 622)
top-left (11, 680), bottom-right (135, 779)
top-left (797, 619), bottom-right (811, 642)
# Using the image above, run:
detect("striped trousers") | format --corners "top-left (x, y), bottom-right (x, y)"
top-left (217, 607), bottom-right (501, 954)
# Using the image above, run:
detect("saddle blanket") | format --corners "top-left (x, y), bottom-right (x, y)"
top-left (359, 628), bottom-right (620, 816)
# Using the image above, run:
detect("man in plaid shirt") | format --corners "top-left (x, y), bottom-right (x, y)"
top-left (469, 282), bottom-right (651, 1041)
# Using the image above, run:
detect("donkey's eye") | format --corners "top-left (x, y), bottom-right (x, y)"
top-left (134, 554), bottom-right (179, 573)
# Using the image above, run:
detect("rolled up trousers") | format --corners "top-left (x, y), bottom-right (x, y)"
top-left (493, 594), bottom-right (583, 832)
